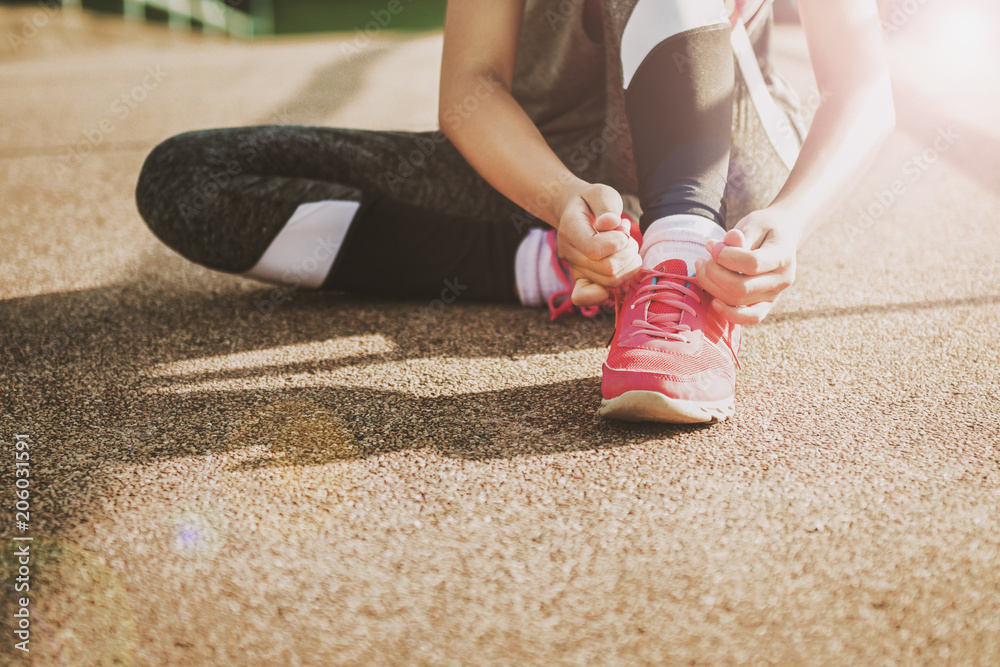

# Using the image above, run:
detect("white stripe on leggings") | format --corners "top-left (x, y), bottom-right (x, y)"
top-left (730, 18), bottom-right (800, 170)
top-left (620, 0), bottom-right (729, 88)
top-left (244, 199), bottom-right (359, 289)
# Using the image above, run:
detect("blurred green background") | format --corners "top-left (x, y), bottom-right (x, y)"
top-left (0, 0), bottom-right (448, 34)
top-left (268, 0), bottom-right (447, 34)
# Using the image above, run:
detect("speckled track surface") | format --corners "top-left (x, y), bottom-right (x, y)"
top-left (1, 6), bottom-right (999, 665)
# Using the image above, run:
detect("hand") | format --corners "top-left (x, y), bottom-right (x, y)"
top-left (695, 210), bottom-right (799, 326)
top-left (555, 182), bottom-right (641, 306)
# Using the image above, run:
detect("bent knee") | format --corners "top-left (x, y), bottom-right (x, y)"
top-left (135, 131), bottom-right (233, 269)
top-left (135, 130), bottom-right (205, 223)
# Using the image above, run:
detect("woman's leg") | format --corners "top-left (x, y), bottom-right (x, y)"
top-left (608, 0), bottom-right (804, 267)
top-left (620, 0), bottom-right (734, 231)
top-left (135, 125), bottom-right (538, 302)
top-left (596, 0), bottom-right (806, 423)
top-left (603, 0), bottom-right (802, 234)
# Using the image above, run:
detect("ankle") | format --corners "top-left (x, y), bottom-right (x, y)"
top-left (640, 214), bottom-right (725, 273)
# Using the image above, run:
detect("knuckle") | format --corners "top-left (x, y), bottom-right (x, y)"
top-left (724, 279), bottom-right (748, 299)
top-left (611, 262), bottom-right (635, 282)
top-left (588, 257), bottom-right (609, 273)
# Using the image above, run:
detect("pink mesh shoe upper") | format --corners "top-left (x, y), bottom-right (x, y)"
top-left (602, 259), bottom-right (741, 402)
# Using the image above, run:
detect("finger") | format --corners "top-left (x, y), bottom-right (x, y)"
top-left (695, 259), bottom-right (731, 304)
top-left (710, 299), bottom-right (775, 326)
top-left (567, 247), bottom-right (642, 289)
top-left (723, 228), bottom-right (746, 249)
top-left (571, 278), bottom-right (609, 307)
top-left (563, 236), bottom-right (641, 281)
top-left (594, 211), bottom-right (624, 233)
top-left (587, 237), bottom-right (642, 280)
top-left (603, 214), bottom-right (637, 249)
top-left (615, 246), bottom-right (643, 282)
top-left (567, 264), bottom-right (616, 290)
top-left (618, 215), bottom-right (639, 239)
top-left (732, 217), bottom-right (772, 250)
top-left (573, 251), bottom-right (642, 288)
top-left (706, 236), bottom-right (786, 276)
top-left (563, 222), bottom-right (629, 259)
top-left (704, 229), bottom-right (745, 264)
top-left (698, 258), bottom-right (790, 305)
top-left (581, 185), bottom-right (624, 225)
top-left (695, 258), bottom-right (781, 308)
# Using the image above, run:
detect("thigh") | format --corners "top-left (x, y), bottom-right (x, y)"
top-left (141, 124), bottom-right (525, 220)
top-left (136, 125), bottom-right (539, 273)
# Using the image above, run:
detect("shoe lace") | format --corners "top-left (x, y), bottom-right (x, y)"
top-left (545, 233), bottom-right (603, 321)
top-left (624, 268), bottom-right (700, 343)
top-left (548, 289), bottom-right (602, 320)
top-left (616, 267), bottom-right (742, 368)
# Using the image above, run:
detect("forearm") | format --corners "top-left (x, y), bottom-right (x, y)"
top-left (763, 0), bottom-right (896, 248)
top-left (439, 70), bottom-right (585, 228)
top-left (767, 78), bottom-right (895, 246)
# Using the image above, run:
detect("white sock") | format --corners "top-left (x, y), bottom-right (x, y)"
top-left (640, 214), bottom-right (725, 275)
top-left (515, 229), bottom-right (569, 307)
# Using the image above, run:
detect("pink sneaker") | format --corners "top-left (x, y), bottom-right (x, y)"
top-left (599, 259), bottom-right (741, 423)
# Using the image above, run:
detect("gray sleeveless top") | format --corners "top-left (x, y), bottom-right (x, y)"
top-left (511, 0), bottom-right (615, 191)
top-left (512, 2), bottom-right (607, 157)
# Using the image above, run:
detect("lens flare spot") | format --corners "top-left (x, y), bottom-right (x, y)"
top-left (170, 505), bottom-right (227, 559)
top-left (903, 1), bottom-right (1000, 90)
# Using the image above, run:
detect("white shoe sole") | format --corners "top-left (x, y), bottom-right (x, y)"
top-left (599, 390), bottom-right (735, 424)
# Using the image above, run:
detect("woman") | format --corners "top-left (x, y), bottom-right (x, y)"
top-left (135, 0), bottom-right (894, 424)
